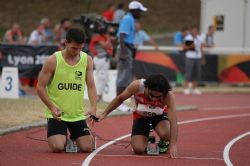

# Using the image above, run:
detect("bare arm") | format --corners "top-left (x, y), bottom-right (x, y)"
top-left (6, 31), bottom-right (15, 44)
top-left (36, 54), bottom-right (61, 120)
top-left (98, 35), bottom-right (112, 50)
top-left (148, 38), bottom-right (159, 50)
top-left (165, 91), bottom-right (178, 158)
top-left (85, 56), bottom-right (98, 116)
top-left (99, 80), bottom-right (140, 120)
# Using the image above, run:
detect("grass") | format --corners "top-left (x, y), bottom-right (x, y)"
top-left (1, 84), bottom-right (249, 129)
top-left (0, 97), bottom-right (44, 129)
top-left (0, 97), bottom-right (109, 129)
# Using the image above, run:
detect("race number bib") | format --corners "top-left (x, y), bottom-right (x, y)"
top-left (135, 103), bottom-right (164, 117)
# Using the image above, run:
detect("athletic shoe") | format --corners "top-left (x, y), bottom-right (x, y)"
top-left (192, 88), bottom-right (202, 95)
top-left (184, 88), bottom-right (191, 95)
top-left (117, 103), bottom-right (130, 112)
top-left (65, 138), bottom-right (79, 152)
top-left (158, 139), bottom-right (169, 153)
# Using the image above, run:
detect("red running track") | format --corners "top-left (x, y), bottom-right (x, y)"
top-left (0, 93), bottom-right (250, 166)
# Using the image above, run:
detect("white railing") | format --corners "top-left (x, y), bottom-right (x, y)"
top-left (138, 45), bottom-right (250, 55)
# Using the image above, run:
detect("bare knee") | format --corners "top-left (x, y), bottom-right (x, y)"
top-left (79, 145), bottom-right (93, 153)
top-left (49, 142), bottom-right (65, 153)
top-left (48, 135), bottom-right (66, 153)
top-left (132, 144), bottom-right (146, 155)
top-left (131, 135), bottom-right (148, 155)
top-left (76, 136), bottom-right (94, 153)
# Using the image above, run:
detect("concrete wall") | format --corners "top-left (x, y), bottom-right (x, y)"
top-left (200, 0), bottom-right (249, 48)
top-left (245, 0), bottom-right (250, 48)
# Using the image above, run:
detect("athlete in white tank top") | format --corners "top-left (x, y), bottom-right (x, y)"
top-left (98, 74), bottom-right (178, 158)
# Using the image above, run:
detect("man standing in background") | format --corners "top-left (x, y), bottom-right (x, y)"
top-left (183, 25), bottom-right (205, 95)
top-left (173, 27), bottom-right (189, 47)
top-left (116, 1), bottom-right (147, 111)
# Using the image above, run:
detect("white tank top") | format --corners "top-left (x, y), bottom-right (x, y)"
top-left (132, 79), bottom-right (167, 119)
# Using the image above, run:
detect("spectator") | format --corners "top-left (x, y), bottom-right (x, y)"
top-left (134, 21), bottom-right (159, 50)
top-left (173, 27), bottom-right (189, 47)
top-left (89, 26), bottom-right (116, 102)
top-left (53, 24), bottom-right (61, 44)
top-left (27, 24), bottom-right (46, 45)
top-left (40, 18), bottom-right (53, 45)
top-left (116, 1), bottom-right (147, 111)
top-left (3, 23), bottom-right (26, 44)
top-left (102, 4), bottom-right (116, 22)
top-left (183, 25), bottom-right (205, 95)
top-left (113, 3), bottom-right (126, 24)
top-left (58, 18), bottom-right (72, 49)
top-left (25, 24), bottom-right (47, 88)
top-left (201, 25), bottom-right (215, 48)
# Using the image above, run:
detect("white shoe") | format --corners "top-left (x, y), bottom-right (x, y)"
top-left (192, 88), bottom-right (202, 95)
top-left (184, 88), bottom-right (191, 95)
top-left (117, 104), bottom-right (130, 112)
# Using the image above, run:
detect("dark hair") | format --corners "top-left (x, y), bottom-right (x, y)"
top-left (60, 18), bottom-right (70, 25)
top-left (117, 3), bottom-right (124, 9)
top-left (66, 28), bottom-right (85, 43)
top-left (191, 25), bottom-right (199, 30)
top-left (208, 25), bottom-right (214, 30)
top-left (144, 74), bottom-right (172, 96)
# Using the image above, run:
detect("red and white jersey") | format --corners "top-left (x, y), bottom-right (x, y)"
top-left (132, 79), bottom-right (168, 119)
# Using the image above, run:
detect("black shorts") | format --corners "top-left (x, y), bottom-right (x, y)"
top-left (131, 113), bottom-right (168, 137)
top-left (47, 118), bottom-right (90, 139)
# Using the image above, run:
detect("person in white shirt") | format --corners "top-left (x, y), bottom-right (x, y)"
top-left (28, 24), bottom-right (46, 45)
top-left (182, 25), bottom-right (205, 95)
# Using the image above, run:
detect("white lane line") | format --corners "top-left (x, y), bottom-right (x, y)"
top-left (83, 113), bottom-right (250, 166)
top-left (201, 106), bottom-right (250, 111)
top-left (178, 113), bottom-right (250, 124)
top-left (223, 131), bottom-right (250, 166)
top-left (83, 134), bottom-right (130, 166)
top-left (93, 154), bottom-right (223, 160)
top-left (179, 156), bottom-right (223, 160)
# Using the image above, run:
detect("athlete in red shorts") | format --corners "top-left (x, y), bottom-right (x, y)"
top-left (98, 74), bottom-right (178, 158)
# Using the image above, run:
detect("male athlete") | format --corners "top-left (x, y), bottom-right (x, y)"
top-left (37, 28), bottom-right (97, 153)
top-left (98, 74), bottom-right (178, 158)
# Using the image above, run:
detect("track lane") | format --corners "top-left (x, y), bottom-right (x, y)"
top-left (84, 113), bottom-right (250, 166)
top-left (1, 93), bottom-right (250, 166)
